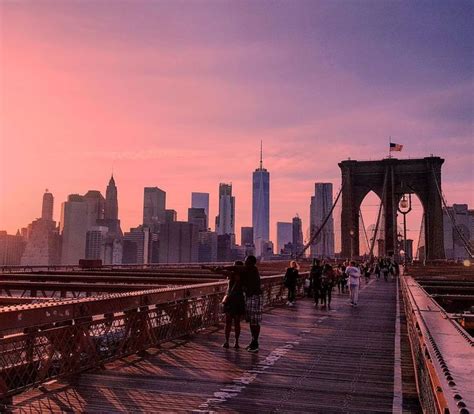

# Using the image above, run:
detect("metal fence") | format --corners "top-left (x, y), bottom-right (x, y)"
top-left (400, 276), bottom-right (449, 414)
top-left (0, 272), bottom-right (296, 400)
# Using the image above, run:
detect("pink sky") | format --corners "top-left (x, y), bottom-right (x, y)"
top-left (1, 2), bottom-right (472, 248)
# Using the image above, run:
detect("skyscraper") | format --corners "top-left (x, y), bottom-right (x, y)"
top-left (310, 183), bottom-right (335, 258)
top-left (276, 222), bottom-right (293, 254)
top-left (241, 227), bottom-right (254, 246)
top-left (216, 183), bottom-right (235, 235)
top-left (105, 175), bottom-right (118, 220)
top-left (188, 208), bottom-right (207, 232)
top-left (292, 215), bottom-right (304, 256)
top-left (83, 190), bottom-right (105, 229)
top-left (159, 221), bottom-right (199, 263)
top-left (42, 190), bottom-right (54, 221)
top-left (60, 194), bottom-right (88, 264)
top-left (143, 187), bottom-right (166, 229)
top-left (252, 142), bottom-right (270, 256)
top-left (191, 192), bottom-right (210, 229)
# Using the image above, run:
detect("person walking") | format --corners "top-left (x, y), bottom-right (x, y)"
top-left (220, 261), bottom-right (246, 349)
top-left (380, 259), bottom-right (390, 282)
top-left (346, 260), bottom-right (361, 306)
top-left (310, 259), bottom-right (323, 307)
top-left (320, 263), bottom-right (335, 308)
top-left (240, 255), bottom-right (263, 353)
top-left (284, 260), bottom-right (299, 306)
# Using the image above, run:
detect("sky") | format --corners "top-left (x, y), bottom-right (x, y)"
top-left (0, 0), bottom-right (473, 248)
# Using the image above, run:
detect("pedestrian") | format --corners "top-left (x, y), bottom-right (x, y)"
top-left (284, 260), bottom-right (299, 306)
top-left (310, 259), bottom-right (323, 307)
top-left (346, 260), bottom-right (361, 306)
top-left (219, 261), bottom-right (246, 349)
top-left (240, 255), bottom-right (263, 353)
top-left (374, 261), bottom-right (381, 280)
top-left (320, 263), bottom-right (335, 308)
top-left (381, 259), bottom-right (389, 282)
top-left (363, 263), bottom-right (371, 284)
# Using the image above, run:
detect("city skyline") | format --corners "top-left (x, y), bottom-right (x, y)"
top-left (1, 1), bottom-right (473, 245)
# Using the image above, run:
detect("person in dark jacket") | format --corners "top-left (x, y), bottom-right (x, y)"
top-left (284, 260), bottom-right (299, 306)
top-left (220, 261), bottom-right (246, 349)
top-left (320, 263), bottom-right (335, 308)
top-left (310, 259), bottom-right (323, 307)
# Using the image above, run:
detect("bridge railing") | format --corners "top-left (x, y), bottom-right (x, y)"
top-left (0, 272), bottom-right (302, 400)
top-left (400, 275), bottom-right (473, 414)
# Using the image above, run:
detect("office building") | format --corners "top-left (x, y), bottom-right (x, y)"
top-left (216, 183), bottom-right (235, 236)
top-left (0, 231), bottom-right (26, 266)
top-left (188, 208), bottom-right (207, 232)
top-left (85, 226), bottom-right (109, 260)
top-left (83, 190), bottom-right (105, 229)
top-left (241, 227), bottom-right (254, 246)
top-left (310, 183), bottom-right (335, 258)
top-left (165, 209), bottom-right (177, 223)
top-left (252, 142), bottom-right (270, 253)
top-left (123, 226), bottom-right (150, 264)
top-left (60, 194), bottom-right (88, 264)
top-left (42, 190), bottom-right (54, 221)
top-left (198, 231), bottom-right (218, 263)
top-left (191, 192), bottom-right (210, 229)
top-left (276, 222), bottom-right (293, 254)
top-left (158, 221), bottom-right (199, 263)
top-left (292, 215), bottom-right (304, 256)
top-left (143, 187), bottom-right (166, 229)
top-left (217, 234), bottom-right (233, 262)
top-left (105, 175), bottom-right (119, 220)
top-left (443, 204), bottom-right (474, 260)
top-left (21, 219), bottom-right (60, 265)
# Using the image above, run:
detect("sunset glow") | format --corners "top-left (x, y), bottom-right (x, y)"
top-left (1, 1), bottom-right (472, 245)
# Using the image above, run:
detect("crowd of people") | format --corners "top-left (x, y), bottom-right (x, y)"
top-left (210, 255), bottom-right (400, 353)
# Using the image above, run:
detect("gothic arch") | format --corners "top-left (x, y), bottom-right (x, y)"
top-left (338, 157), bottom-right (444, 260)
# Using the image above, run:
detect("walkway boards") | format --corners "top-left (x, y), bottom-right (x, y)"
top-left (12, 278), bottom-right (420, 413)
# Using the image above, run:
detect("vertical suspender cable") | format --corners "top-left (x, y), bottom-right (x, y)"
top-left (369, 168), bottom-right (389, 259)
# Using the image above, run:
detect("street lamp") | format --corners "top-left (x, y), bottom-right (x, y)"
top-left (397, 194), bottom-right (412, 269)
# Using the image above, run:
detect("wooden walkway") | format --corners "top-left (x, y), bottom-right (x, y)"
top-left (11, 278), bottom-right (421, 413)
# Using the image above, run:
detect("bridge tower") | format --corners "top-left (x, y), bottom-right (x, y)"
top-left (339, 156), bottom-right (445, 260)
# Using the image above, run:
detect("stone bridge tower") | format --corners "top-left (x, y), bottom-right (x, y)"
top-left (338, 156), bottom-right (445, 260)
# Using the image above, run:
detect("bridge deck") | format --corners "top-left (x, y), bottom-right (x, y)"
top-left (11, 278), bottom-right (420, 413)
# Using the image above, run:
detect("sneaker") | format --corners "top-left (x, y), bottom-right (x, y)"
top-left (246, 341), bottom-right (255, 350)
top-left (247, 343), bottom-right (259, 353)
top-left (234, 342), bottom-right (240, 349)
top-left (222, 342), bottom-right (229, 349)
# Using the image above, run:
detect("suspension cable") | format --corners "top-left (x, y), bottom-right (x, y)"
top-left (296, 178), bottom-right (345, 259)
top-left (359, 208), bottom-right (370, 255)
top-left (415, 214), bottom-right (425, 261)
top-left (431, 167), bottom-right (473, 258)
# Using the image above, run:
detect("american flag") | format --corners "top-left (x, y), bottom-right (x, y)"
top-left (390, 142), bottom-right (403, 152)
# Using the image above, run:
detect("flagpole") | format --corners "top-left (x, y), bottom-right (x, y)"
top-left (388, 136), bottom-right (392, 159)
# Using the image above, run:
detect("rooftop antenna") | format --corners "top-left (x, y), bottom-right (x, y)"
top-left (260, 140), bottom-right (263, 169)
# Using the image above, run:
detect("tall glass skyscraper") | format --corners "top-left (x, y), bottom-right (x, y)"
top-left (216, 183), bottom-right (235, 235)
top-left (191, 192), bottom-right (210, 229)
top-left (310, 183), bottom-right (335, 258)
top-left (143, 187), bottom-right (166, 228)
top-left (252, 143), bottom-right (270, 255)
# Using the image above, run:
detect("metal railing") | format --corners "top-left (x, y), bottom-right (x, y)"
top-left (0, 272), bottom-right (298, 400)
top-left (401, 276), bottom-right (452, 414)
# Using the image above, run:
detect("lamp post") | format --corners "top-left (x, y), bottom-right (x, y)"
top-left (349, 229), bottom-right (355, 260)
top-left (397, 194), bottom-right (412, 269)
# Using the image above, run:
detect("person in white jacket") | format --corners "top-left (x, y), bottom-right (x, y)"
top-left (345, 261), bottom-right (361, 306)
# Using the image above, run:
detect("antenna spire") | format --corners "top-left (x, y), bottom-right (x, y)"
top-left (260, 140), bottom-right (263, 169)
